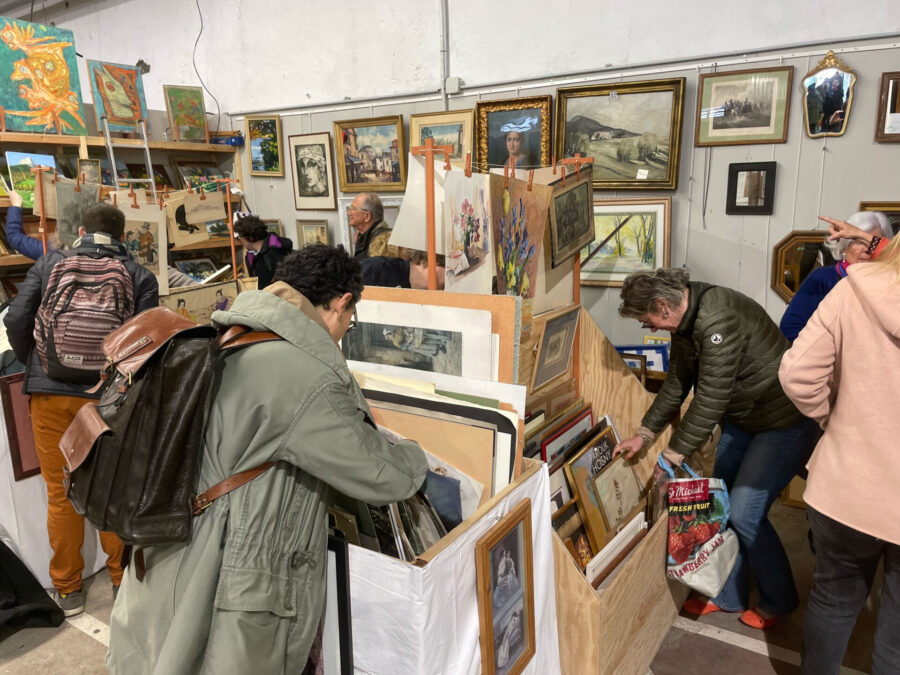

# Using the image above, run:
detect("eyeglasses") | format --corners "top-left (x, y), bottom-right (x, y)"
top-left (346, 206), bottom-right (370, 213)
top-left (346, 308), bottom-right (359, 333)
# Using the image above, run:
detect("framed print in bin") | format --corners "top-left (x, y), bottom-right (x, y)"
top-left (163, 85), bottom-right (209, 143)
top-left (555, 78), bottom-right (685, 190)
top-left (548, 167), bottom-right (594, 268)
top-left (580, 197), bottom-right (671, 287)
top-left (0, 372), bottom-right (40, 481)
top-left (859, 201), bottom-right (900, 236)
top-left (614, 344), bottom-right (669, 372)
top-left (540, 406), bottom-right (593, 464)
top-left (475, 95), bottom-right (551, 171)
top-left (333, 115), bottom-right (406, 192)
top-left (299, 219), bottom-right (330, 247)
top-left (409, 109), bottom-right (474, 169)
top-left (590, 456), bottom-right (643, 532)
top-left (531, 305), bottom-right (580, 392)
top-left (726, 161), bottom-right (776, 215)
top-left (245, 115), bottom-right (283, 177)
top-left (564, 426), bottom-right (618, 551)
top-left (875, 72), bottom-right (900, 142)
top-left (475, 498), bottom-right (536, 675)
top-left (288, 132), bottom-right (337, 210)
top-left (695, 67), bottom-right (793, 146)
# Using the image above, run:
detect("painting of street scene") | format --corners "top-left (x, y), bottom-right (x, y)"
top-left (335, 116), bottom-right (406, 191)
top-left (342, 322), bottom-right (463, 376)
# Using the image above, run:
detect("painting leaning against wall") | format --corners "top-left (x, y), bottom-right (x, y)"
top-left (580, 197), bottom-right (671, 287)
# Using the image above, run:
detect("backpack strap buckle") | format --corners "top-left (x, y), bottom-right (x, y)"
top-left (192, 461), bottom-right (276, 516)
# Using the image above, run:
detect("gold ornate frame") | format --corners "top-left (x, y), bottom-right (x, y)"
top-left (801, 50), bottom-right (856, 139)
top-left (474, 95), bottom-right (552, 171)
top-left (409, 109), bottom-right (474, 168)
top-left (333, 115), bottom-right (407, 192)
top-left (771, 230), bottom-right (828, 303)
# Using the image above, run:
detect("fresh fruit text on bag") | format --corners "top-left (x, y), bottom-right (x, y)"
top-left (659, 456), bottom-right (739, 598)
top-left (34, 253), bottom-right (135, 384)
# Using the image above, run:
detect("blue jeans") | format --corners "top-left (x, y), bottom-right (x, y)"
top-left (802, 507), bottom-right (900, 675)
top-left (710, 418), bottom-right (818, 615)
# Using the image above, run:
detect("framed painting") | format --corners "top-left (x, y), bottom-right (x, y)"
top-left (288, 132), bottom-right (337, 210)
top-left (0, 372), bottom-right (39, 481)
top-left (540, 406), bottom-right (593, 465)
top-left (695, 66), bottom-right (793, 146)
top-left (548, 167), bottom-right (594, 267)
top-left (726, 161), bottom-right (776, 215)
top-left (475, 95), bottom-right (551, 171)
top-left (77, 158), bottom-right (102, 185)
top-left (859, 200), bottom-right (900, 236)
top-left (564, 426), bottom-right (618, 551)
top-left (0, 18), bottom-right (86, 134)
top-left (338, 196), bottom-right (402, 251)
top-left (262, 218), bottom-right (283, 237)
top-left (6, 151), bottom-right (55, 209)
top-left (175, 161), bottom-right (222, 192)
top-left (174, 257), bottom-right (219, 283)
top-left (333, 115), bottom-right (406, 192)
top-left (614, 344), bottom-right (669, 372)
top-left (126, 163), bottom-right (175, 189)
top-left (532, 304), bottom-right (580, 392)
top-left (409, 109), bottom-right (474, 168)
top-left (555, 78), bottom-right (685, 190)
top-left (163, 85), bottom-right (209, 143)
top-left (475, 499), bottom-right (536, 675)
top-left (875, 71), bottom-right (900, 142)
top-left (86, 60), bottom-right (149, 133)
top-left (801, 50), bottom-right (856, 139)
top-left (590, 456), bottom-right (643, 532)
top-left (160, 279), bottom-right (238, 324)
top-left (580, 197), bottom-right (671, 287)
top-left (299, 219), bottom-right (329, 247)
top-left (245, 114), bottom-right (283, 177)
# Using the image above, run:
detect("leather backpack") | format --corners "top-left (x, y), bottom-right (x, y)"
top-left (59, 306), bottom-right (280, 548)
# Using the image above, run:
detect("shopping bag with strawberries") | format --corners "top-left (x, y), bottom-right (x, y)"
top-left (659, 456), bottom-right (739, 597)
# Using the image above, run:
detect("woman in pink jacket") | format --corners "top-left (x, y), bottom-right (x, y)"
top-left (779, 236), bottom-right (900, 675)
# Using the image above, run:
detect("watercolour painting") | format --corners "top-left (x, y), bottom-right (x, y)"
top-left (443, 171), bottom-right (494, 294)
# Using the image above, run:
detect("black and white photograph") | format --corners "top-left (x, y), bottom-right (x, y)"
top-left (492, 598), bottom-right (526, 675)
top-left (342, 323), bottom-right (463, 376)
top-left (288, 132), bottom-right (337, 209)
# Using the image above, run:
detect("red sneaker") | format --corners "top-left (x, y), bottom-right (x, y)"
top-left (739, 608), bottom-right (780, 629)
top-left (682, 598), bottom-right (724, 616)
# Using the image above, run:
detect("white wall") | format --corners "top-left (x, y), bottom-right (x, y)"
top-left (27, 0), bottom-right (900, 340)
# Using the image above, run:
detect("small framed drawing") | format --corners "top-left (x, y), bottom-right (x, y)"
top-left (0, 372), bottom-right (40, 481)
top-left (245, 115), bottom-right (283, 177)
top-left (288, 132), bottom-right (337, 210)
top-left (475, 498), bottom-right (536, 675)
top-left (262, 219), bottom-right (283, 237)
top-left (299, 219), bottom-right (330, 247)
top-left (548, 167), bottom-right (594, 268)
top-left (614, 344), bottom-right (669, 372)
top-left (695, 66), bottom-right (793, 146)
top-left (564, 426), bottom-right (618, 551)
top-left (540, 406), bottom-right (593, 464)
top-left (475, 95), bottom-right (551, 171)
top-left (875, 72), bottom-right (900, 142)
top-left (409, 109), bottom-right (474, 169)
top-left (163, 85), bottom-right (208, 143)
top-left (531, 305), bottom-right (580, 392)
top-left (726, 161), bottom-right (776, 215)
top-left (590, 456), bottom-right (643, 532)
top-left (77, 158), bottom-right (102, 185)
top-left (333, 115), bottom-right (406, 192)
top-left (580, 197), bottom-right (671, 287)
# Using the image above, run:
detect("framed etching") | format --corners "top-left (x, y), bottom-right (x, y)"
top-left (801, 50), bottom-right (856, 139)
top-left (409, 109), bottom-right (474, 168)
top-left (87, 60), bottom-right (149, 133)
top-left (475, 499), bottom-right (536, 675)
top-left (299, 219), bottom-right (330, 247)
top-left (548, 167), bottom-right (594, 267)
top-left (77, 158), bottom-right (101, 184)
top-left (0, 372), bottom-right (40, 481)
top-left (591, 456), bottom-right (643, 532)
top-left (695, 66), bottom-right (793, 146)
top-left (874, 71), bottom-right (900, 142)
top-left (726, 161), bottom-right (776, 215)
top-left (163, 85), bottom-right (209, 143)
top-left (475, 95), bottom-right (551, 171)
top-left (245, 115), bottom-right (283, 177)
top-left (556, 78), bottom-right (685, 190)
top-left (531, 304), bottom-right (580, 392)
top-left (333, 115), bottom-right (406, 192)
top-left (580, 197), bottom-right (671, 287)
top-left (288, 132), bottom-right (337, 210)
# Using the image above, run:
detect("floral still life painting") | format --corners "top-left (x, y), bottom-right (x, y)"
top-left (0, 18), bottom-right (86, 134)
top-left (443, 171), bottom-right (494, 294)
top-left (490, 174), bottom-right (550, 299)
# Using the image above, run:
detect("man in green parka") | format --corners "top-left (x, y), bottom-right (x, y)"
top-left (107, 244), bottom-right (427, 674)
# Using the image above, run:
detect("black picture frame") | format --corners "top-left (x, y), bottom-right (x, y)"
top-left (326, 533), bottom-right (353, 675)
top-left (726, 161), bottom-right (776, 215)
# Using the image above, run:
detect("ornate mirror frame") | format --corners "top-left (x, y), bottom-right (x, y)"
top-left (771, 230), bottom-right (830, 303)
top-left (801, 51), bottom-right (856, 139)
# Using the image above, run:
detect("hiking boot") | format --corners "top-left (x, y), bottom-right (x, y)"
top-left (54, 589), bottom-right (85, 617)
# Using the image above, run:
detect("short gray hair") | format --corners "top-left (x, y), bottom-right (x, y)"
top-left (361, 192), bottom-right (383, 223)
top-left (824, 211), bottom-right (892, 257)
top-left (619, 267), bottom-right (690, 319)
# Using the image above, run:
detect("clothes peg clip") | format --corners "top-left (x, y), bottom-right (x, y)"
top-left (552, 155), bottom-right (557, 175)
top-left (164, 185), bottom-right (170, 198)
top-left (51, 171), bottom-right (58, 184)
top-left (443, 152), bottom-right (452, 171)
top-left (157, 194), bottom-right (164, 209)
top-left (187, 183), bottom-right (194, 194)
top-left (199, 186), bottom-right (207, 200)
top-left (510, 156), bottom-right (517, 175)
top-left (465, 152), bottom-right (472, 177)
top-left (560, 167), bottom-right (567, 186)
top-left (131, 191), bottom-right (139, 209)
top-left (527, 170), bottom-right (534, 191)
top-left (112, 192), bottom-right (117, 207)
top-left (504, 164), bottom-right (509, 189)
top-left (74, 178), bottom-right (81, 193)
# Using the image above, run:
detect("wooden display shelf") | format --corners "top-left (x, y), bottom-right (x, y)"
top-left (169, 238), bottom-right (234, 252)
top-left (0, 254), bottom-right (35, 268)
top-left (0, 131), bottom-right (235, 154)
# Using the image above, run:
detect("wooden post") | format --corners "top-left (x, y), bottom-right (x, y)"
top-left (215, 179), bottom-right (239, 281)
top-left (31, 166), bottom-right (49, 254)
top-left (410, 136), bottom-right (454, 291)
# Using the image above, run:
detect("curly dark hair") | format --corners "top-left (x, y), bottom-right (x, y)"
top-left (82, 203), bottom-right (125, 240)
top-left (272, 244), bottom-right (364, 307)
top-left (233, 214), bottom-right (269, 242)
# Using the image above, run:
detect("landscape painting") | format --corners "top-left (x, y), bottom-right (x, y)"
top-left (0, 18), bottom-right (86, 134)
top-left (334, 115), bottom-right (406, 191)
top-left (6, 151), bottom-right (56, 209)
top-left (246, 114), bottom-right (283, 176)
top-left (580, 197), bottom-right (671, 287)
top-left (87, 60), bottom-right (148, 133)
top-left (409, 110), bottom-right (474, 168)
top-left (556, 79), bottom-right (685, 190)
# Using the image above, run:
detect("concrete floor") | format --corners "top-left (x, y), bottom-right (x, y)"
top-left (0, 502), bottom-right (880, 674)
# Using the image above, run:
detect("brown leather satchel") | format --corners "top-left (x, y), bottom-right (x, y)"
top-left (59, 307), bottom-right (282, 548)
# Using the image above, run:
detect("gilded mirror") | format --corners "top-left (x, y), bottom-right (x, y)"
top-left (771, 230), bottom-right (836, 303)
top-left (801, 51), bottom-right (856, 138)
